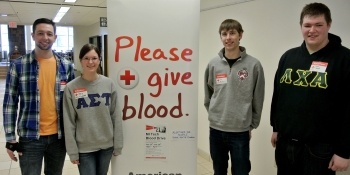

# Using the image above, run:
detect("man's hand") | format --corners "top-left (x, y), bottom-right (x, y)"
top-left (6, 149), bottom-right (19, 162)
top-left (5, 141), bottom-right (22, 162)
top-left (328, 154), bottom-right (350, 172)
top-left (271, 132), bottom-right (278, 148)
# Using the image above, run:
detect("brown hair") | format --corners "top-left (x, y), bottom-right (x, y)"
top-left (300, 2), bottom-right (332, 25)
top-left (32, 18), bottom-right (56, 34)
top-left (79, 43), bottom-right (101, 60)
top-left (79, 43), bottom-right (103, 74)
top-left (218, 19), bottom-right (244, 34)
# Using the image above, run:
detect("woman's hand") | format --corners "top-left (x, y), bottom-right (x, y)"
top-left (71, 160), bottom-right (80, 164)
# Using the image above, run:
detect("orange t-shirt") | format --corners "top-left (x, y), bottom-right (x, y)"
top-left (37, 57), bottom-right (58, 135)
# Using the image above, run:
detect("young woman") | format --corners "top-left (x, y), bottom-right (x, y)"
top-left (63, 43), bottom-right (123, 175)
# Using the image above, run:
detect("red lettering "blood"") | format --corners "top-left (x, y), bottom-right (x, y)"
top-left (115, 36), bottom-right (193, 62)
top-left (123, 93), bottom-right (183, 120)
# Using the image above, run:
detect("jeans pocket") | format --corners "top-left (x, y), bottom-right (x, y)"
top-left (306, 143), bottom-right (333, 160)
top-left (19, 137), bottom-right (34, 143)
top-left (18, 137), bottom-right (37, 152)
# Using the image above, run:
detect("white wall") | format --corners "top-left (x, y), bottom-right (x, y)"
top-left (198, 0), bottom-right (350, 175)
top-left (73, 22), bottom-right (107, 72)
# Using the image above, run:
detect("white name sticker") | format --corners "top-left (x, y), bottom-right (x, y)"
top-left (60, 81), bottom-right (67, 91)
top-left (73, 88), bottom-right (88, 99)
top-left (310, 61), bottom-right (328, 73)
top-left (216, 73), bottom-right (227, 84)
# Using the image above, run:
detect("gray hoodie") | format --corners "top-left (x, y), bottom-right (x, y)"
top-left (204, 46), bottom-right (265, 132)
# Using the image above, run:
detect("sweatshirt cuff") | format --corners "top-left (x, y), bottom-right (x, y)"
top-left (69, 154), bottom-right (79, 161)
top-left (335, 144), bottom-right (350, 159)
top-left (114, 148), bottom-right (122, 156)
top-left (272, 127), bottom-right (277, 132)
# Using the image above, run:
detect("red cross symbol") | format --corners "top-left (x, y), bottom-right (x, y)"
top-left (120, 70), bottom-right (136, 85)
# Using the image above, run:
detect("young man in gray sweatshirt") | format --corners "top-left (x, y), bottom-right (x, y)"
top-left (204, 19), bottom-right (265, 175)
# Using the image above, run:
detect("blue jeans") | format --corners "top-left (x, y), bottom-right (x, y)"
top-left (275, 136), bottom-right (335, 175)
top-left (209, 128), bottom-right (251, 175)
top-left (19, 134), bottom-right (66, 175)
top-left (78, 147), bottom-right (114, 175)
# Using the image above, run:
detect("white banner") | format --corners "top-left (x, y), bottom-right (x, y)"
top-left (107, 0), bottom-right (200, 174)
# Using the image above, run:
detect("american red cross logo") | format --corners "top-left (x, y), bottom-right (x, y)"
top-left (120, 70), bottom-right (136, 85)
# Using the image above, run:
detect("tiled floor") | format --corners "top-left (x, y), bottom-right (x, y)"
top-left (0, 78), bottom-right (215, 175)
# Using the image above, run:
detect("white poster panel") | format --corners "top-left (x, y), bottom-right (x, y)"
top-left (107, 0), bottom-right (200, 174)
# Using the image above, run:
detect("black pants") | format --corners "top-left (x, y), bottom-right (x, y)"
top-left (275, 137), bottom-right (335, 175)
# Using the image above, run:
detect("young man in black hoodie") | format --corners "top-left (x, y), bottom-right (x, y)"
top-left (270, 2), bottom-right (350, 175)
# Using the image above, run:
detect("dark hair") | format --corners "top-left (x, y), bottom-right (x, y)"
top-left (300, 2), bottom-right (332, 25)
top-left (79, 43), bottom-right (101, 60)
top-left (219, 19), bottom-right (244, 34)
top-left (32, 18), bottom-right (56, 34)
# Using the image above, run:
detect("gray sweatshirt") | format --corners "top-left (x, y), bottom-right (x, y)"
top-left (63, 75), bottom-right (123, 161)
top-left (204, 46), bottom-right (265, 132)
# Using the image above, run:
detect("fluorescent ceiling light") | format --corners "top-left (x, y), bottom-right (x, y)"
top-left (53, 7), bottom-right (70, 23)
top-left (200, 0), bottom-right (254, 12)
top-left (64, 0), bottom-right (76, 2)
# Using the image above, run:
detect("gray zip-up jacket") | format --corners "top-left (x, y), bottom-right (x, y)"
top-left (204, 46), bottom-right (265, 132)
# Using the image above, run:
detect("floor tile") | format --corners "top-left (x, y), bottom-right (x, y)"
top-left (0, 161), bottom-right (11, 171)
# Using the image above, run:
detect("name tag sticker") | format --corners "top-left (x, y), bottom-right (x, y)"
top-left (310, 61), bottom-right (328, 73)
top-left (73, 88), bottom-right (88, 99)
top-left (60, 81), bottom-right (67, 91)
top-left (216, 73), bottom-right (228, 84)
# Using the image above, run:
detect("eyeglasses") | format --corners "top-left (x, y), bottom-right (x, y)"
top-left (82, 57), bottom-right (99, 62)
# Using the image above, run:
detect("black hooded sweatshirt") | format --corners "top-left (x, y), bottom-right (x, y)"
top-left (271, 33), bottom-right (350, 159)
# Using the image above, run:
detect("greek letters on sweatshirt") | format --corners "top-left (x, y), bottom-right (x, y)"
top-left (63, 75), bottom-right (123, 161)
top-left (270, 33), bottom-right (350, 159)
top-left (204, 46), bottom-right (265, 132)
